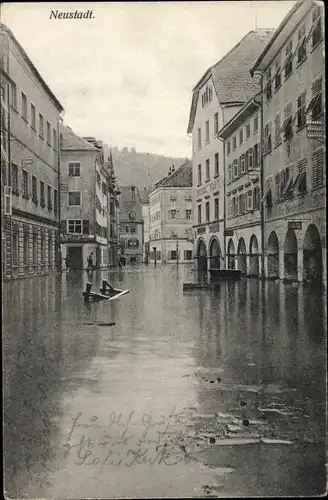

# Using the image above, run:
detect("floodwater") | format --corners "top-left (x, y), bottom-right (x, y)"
top-left (3, 266), bottom-right (327, 498)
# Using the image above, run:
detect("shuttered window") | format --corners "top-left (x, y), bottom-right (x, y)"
top-left (312, 77), bottom-right (323, 120)
top-left (297, 91), bottom-right (306, 128)
top-left (312, 149), bottom-right (324, 188)
top-left (275, 113), bottom-right (281, 144)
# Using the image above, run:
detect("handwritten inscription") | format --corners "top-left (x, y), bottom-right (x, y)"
top-left (63, 408), bottom-right (202, 474)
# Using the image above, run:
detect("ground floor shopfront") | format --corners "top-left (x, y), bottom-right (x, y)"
top-left (2, 212), bottom-right (59, 281)
top-left (60, 237), bottom-right (109, 271)
top-left (149, 238), bottom-right (193, 265)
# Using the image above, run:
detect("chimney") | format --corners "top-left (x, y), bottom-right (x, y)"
top-left (171, 165), bottom-right (175, 174)
top-left (168, 167), bottom-right (172, 176)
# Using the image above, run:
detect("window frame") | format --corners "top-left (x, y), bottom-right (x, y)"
top-left (68, 190), bottom-right (82, 206)
top-left (68, 162), bottom-right (81, 177)
top-left (67, 219), bottom-right (82, 234)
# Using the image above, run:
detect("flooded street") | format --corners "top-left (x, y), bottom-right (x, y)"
top-left (3, 266), bottom-right (327, 498)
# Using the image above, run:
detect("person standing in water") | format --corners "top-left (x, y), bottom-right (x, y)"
top-left (87, 252), bottom-right (94, 272)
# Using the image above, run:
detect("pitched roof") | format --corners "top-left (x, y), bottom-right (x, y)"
top-left (0, 23), bottom-right (64, 112)
top-left (155, 160), bottom-right (192, 188)
top-left (187, 30), bottom-right (275, 133)
top-left (60, 124), bottom-right (99, 151)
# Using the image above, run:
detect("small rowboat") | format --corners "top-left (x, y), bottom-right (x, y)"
top-left (100, 280), bottom-right (130, 300)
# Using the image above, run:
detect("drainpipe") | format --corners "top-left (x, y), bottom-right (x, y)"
top-left (253, 71), bottom-right (265, 279)
top-left (6, 35), bottom-right (13, 279)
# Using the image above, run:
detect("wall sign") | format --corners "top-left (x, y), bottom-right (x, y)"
top-left (127, 238), bottom-right (139, 249)
top-left (288, 221), bottom-right (302, 230)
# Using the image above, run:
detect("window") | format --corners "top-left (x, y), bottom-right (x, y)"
top-left (48, 234), bottom-right (52, 264)
top-left (46, 121), bottom-right (51, 145)
top-left (227, 141), bottom-right (231, 155)
top-left (214, 197), bottom-right (219, 220)
top-left (185, 209), bottom-right (192, 219)
top-left (247, 190), bottom-right (253, 211)
top-left (31, 103), bottom-right (36, 130)
top-left (265, 68), bottom-right (272, 100)
top-left (205, 201), bottom-right (210, 222)
top-left (40, 235), bottom-right (45, 264)
top-left (246, 123), bottom-right (250, 139)
top-left (248, 148), bottom-right (253, 169)
top-left (11, 84), bottom-right (17, 109)
top-left (197, 128), bottom-right (201, 149)
top-left (197, 204), bottom-right (202, 225)
top-left (205, 120), bottom-right (210, 143)
top-left (23, 231), bottom-right (29, 265)
top-left (205, 159), bottom-right (210, 181)
top-left (275, 113), bottom-right (281, 145)
top-left (264, 122), bottom-right (272, 153)
top-left (297, 24), bottom-right (306, 64)
top-left (170, 194), bottom-right (177, 202)
top-left (185, 194), bottom-right (192, 202)
top-left (47, 185), bottom-right (52, 209)
top-left (83, 220), bottom-right (90, 234)
top-left (53, 129), bottom-right (57, 150)
top-left (312, 148), bottom-right (324, 188)
top-left (21, 92), bottom-right (28, 121)
top-left (214, 112), bottom-right (219, 135)
top-left (39, 113), bottom-right (44, 139)
top-left (169, 209), bottom-right (177, 219)
top-left (232, 136), bottom-right (237, 150)
top-left (12, 163), bottom-right (18, 194)
top-left (54, 189), bottom-right (58, 212)
top-left (233, 159), bottom-right (238, 179)
top-left (253, 144), bottom-right (260, 167)
top-left (310, 77), bottom-right (323, 120)
top-left (68, 162), bottom-right (81, 176)
top-left (68, 220), bottom-right (82, 234)
top-left (12, 228), bottom-right (18, 265)
top-left (197, 164), bottom-right (202, 185)
top-left (312, 5), bottom-right (322, 48)
top-left (130, 226), bottom-right (136, 233)
top-left (22, 169), bottom-right (29, 198)
top-left (240, 154), bottom-right (246, 174)
top-left (239, 193), bottom-right (246, 215)
top-left (170, 250), bottom-right (177, 260)
top-left (214, 153), bottom-right (219, 176)
top-left (40, 181), bottom-right (45, 206)
top-left (68, 191), bottom-right (81, 206)
top-left (274, 57), bottom-right (281, 89)
top-left (228, 164), bottom-right (232, 183)
top-left (254, 116), bottom-right (258, 134)
top-left (283, 102), bottom-right (293, 139)
top-left (294, 158), bottom-right (307, 194)
top-left (239, 128), bottom-right (243, 145)
top-left (201, 86), bottom-right (213, 107)
top-left (253, 186), bottom-right (260, 210)
top-left (32, 175), bottom-right (37, 202)
top-left (297, 91), bottom-right (306, 129)
top-left (184, 250), bottom-right (193, 261)
top-left (284, 39), bottom-right (293, 79)
top-left (33, 232), bottom-right (38, 264)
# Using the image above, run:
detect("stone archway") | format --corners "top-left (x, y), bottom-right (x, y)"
top-left (284, 229), bottom-right (298, 281)
top-left (209, 237), bottom-right (221, 269)
top-left (249, 235), bottom-right (259, 276)
top-left (237, 238), bottom-right (247, 274)
top-left (197, 238), bottom-right (208, 272)
top-left (303, 224), bottom-right (323, 282)
top-left (227, 238), bottom-right (235, 270)
top-left (267, 231), bottom-right (279, 278)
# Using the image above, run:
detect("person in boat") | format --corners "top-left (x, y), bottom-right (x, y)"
top-left (87, 252), bottom-right (94, 272)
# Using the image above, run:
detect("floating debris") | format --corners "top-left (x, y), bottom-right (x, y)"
top-left (226, 424), bottom-right (243, 433)
top-left (260, 438), bottom-right (292, 445)
top-left (209, 437), bottom-right (216, 444)
top-left (242, 419), bottom-right (250, 427)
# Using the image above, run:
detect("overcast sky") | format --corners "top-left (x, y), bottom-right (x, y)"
top-left (2, 1), bottom-right (296, 157)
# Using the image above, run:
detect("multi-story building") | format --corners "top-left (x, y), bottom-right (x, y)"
top-left (60, 126), bottom-right (111, 270)
top-left (119, 185), bottom-right (143, 265)
top-left (251, 0), bottom-right (325, 284)
top-left (107, 150), bottom-right (121, 267)
top-left (139, 188), bottom-right (150, 263)
top-left (218, 95), bottom-right (263, 276)
top-left (1, 23), bottom-right (64, 280)
top-left (148, 161), bottom-right (193, 265)
top-left (187, 29), bottom-right (274, 273)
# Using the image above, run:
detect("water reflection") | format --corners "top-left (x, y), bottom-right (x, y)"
top-left (2, 268), bottom-right (326, 498)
